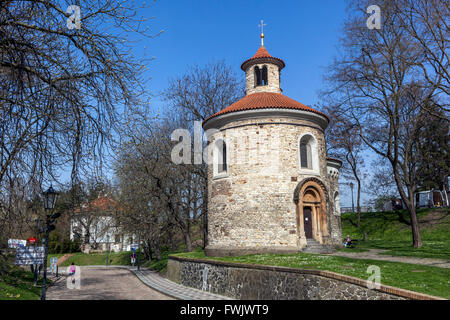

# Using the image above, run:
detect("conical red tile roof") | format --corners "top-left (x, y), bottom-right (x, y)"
top-left (241, 46), bottom-right (285, 70)
top-left (203, 92), bottom-right (329, 123)
top-left (252, 46), bottom-right (272, 59)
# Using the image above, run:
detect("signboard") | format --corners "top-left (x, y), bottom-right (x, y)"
top-left (28, 237), bottom-right (37, 245)
top-left (8, 239), bottom-right (27, 249)
top-left (50, 257), bottom-right (58, 274)
top-left (15, 246), bottom-right (45, 265)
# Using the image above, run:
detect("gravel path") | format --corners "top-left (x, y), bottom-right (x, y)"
top-left (46, 266), bottom-right (174, 300)
top-left (56, 254), bottom-right (73, 266)
top-left (331, 249), bottom-right (450, 268)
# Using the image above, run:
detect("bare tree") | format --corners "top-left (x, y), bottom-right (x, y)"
top-left (0, 2), bottom-right (154, 204)
top-left (0, 0), bottom-right (155, 257)
top-left (323, 105), bottom-right (366, 227)
top-left (163, 61), bottom-right (243, 248)
top-left (394, 0), bottom-right (449, 116)
top-left (115, 117), bottom-right (201, 254)
top-left (164, 60), bottom-right (244, 122)
top-left (323, 0), bottom-right (448, 248)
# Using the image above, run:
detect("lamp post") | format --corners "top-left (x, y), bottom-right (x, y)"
top-left (41, 185), bottom-right (59, 301)
top-left (106, 235), bottom-right (110, 266)
top-left (33, 217), bottom-right (43, 285)
top-left (349, 182), bottom-right (355, 213)
top-left (137, 233), bottom-right (141, 271)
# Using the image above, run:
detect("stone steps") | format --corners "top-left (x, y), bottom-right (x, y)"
top-left (303, 239), bottom-right (335, 254)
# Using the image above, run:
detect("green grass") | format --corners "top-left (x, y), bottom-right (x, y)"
top-left (47, 253), bottom-right (66, 265)
top-left (0, 266), bottom-right (49, 300)
top-left (142, 247), bottom-right (204, 273)
top-left (57, 251), bottom-right (142, 267)
top-left (173, 251), bottom-right (450, 299)
top-left (341, 208), bottom-right (450, 259)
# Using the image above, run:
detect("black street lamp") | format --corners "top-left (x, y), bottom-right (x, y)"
top-left (349, 182), bottom-right (355, 213)
top-left (43, 185), bottom-right (58, 211)
top-left (137, 233), bottom-right (141, 271)
top-left (33, 217), bottom-right (43, 285)
top-left (106, 235), bottom-right (110, 266)
top-left (41, 185), bottom-right (59, 301)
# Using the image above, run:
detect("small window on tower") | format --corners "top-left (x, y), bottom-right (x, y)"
top-left (261, 65), bottom-right (268, 85)
top-left (254, 66), bottom-right (261, 86)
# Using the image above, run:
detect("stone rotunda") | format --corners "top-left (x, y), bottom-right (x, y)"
top-left (202, 34), bottom-right (343, 257)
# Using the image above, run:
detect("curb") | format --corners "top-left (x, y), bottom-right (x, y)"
top-left (131, 269), bottom-right (232, 300)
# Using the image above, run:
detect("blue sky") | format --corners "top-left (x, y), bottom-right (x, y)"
top-left (141, 0), bottom-right (347, 108)
top-left (68, 1), bottom-right (375, 207)
top-left (138, 1), bottom-right (369, 207)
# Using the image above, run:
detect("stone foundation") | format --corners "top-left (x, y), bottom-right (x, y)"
top-left (167, 256), bottom-right (443, 300)
top-left (205, 245), bottom-right (300, 257)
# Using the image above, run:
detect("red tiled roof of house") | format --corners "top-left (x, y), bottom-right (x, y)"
top-left (74, 194), bottom-right (118, 213)
top-left (203, 92), bottom-right (329, 124)
top-left (241, 46), bottom-right (285, 70)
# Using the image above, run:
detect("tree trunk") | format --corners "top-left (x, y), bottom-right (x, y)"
top-left (167, 224), bottom-right (177, 251)
top-left (144, 239), bottom-right (152, 261)
top-left (408, 190), bottom-right (422, 248)
top-left (357, 177), bottom-right (361, 228)
top-left (182, 216), bottom-right (193, 252)
top-left (393, 169), bottom-right (422, 248)
top-left (203, 174), bottom-right (208, 249)
top-left (184, 231), bottom-right (192, 252)
top-left (152, 239), bottom-right (161, 261)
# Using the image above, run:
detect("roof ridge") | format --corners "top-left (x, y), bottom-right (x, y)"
top-left (203, 92), bottom-right (329, 124)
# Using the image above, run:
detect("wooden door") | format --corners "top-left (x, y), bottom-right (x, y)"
top-left (304, 206), bottom-right (313, 239)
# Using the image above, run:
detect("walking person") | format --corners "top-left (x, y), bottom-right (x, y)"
top-left (69, 262), bottom-right (76, 284)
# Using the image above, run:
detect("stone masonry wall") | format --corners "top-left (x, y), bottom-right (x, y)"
top-left (206, 115), bottom-right (340, 255)
top-left (245, 63), bottom-right (281, 95)
top-left (327, 170), bottom-right (343, 247)
top-left (166, 257), bottom-right (431, 300)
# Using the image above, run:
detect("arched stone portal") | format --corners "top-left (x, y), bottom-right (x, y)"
top-left (294, 178), bottom-right (329, 247)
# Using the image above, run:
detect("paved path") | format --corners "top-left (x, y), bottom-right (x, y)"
top-left (331, 249), bottom-right (450, 268)
top-left (56, 254), bottom-right (73, 266)
top-left (46, 266), bottom-right (173, 300)
top-left (46, 265), bottom-right (231, 300)
top-left (132, 269), bottom-right (232, 300)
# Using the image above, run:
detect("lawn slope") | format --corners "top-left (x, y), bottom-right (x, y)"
top-left (341, 208), bottom-right (450, 259)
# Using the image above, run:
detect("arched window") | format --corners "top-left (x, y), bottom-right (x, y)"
top-left (299, 134), bottom-right (320, 174)
top-left (254, 65), bottom-right (268, 87)
top-left (261, 66), bottom-right (268, 85)
top-left (214, 139), bottom-right (227, 175)
top-left (218, 140), bottom-right (227, 173)
top-left (300, 136), bottom-right (313, 169)
top-left (254, 66), bottom-right (261, 86)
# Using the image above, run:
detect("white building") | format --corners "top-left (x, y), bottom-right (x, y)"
top-left (70, 194), bottom-right (138, 253)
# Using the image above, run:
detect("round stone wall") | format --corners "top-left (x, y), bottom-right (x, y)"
top-left (206, 115), bottom-right (334, 256)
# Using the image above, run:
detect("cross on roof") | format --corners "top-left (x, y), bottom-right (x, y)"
top-left (258, 20), bottom-right (267, 46)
